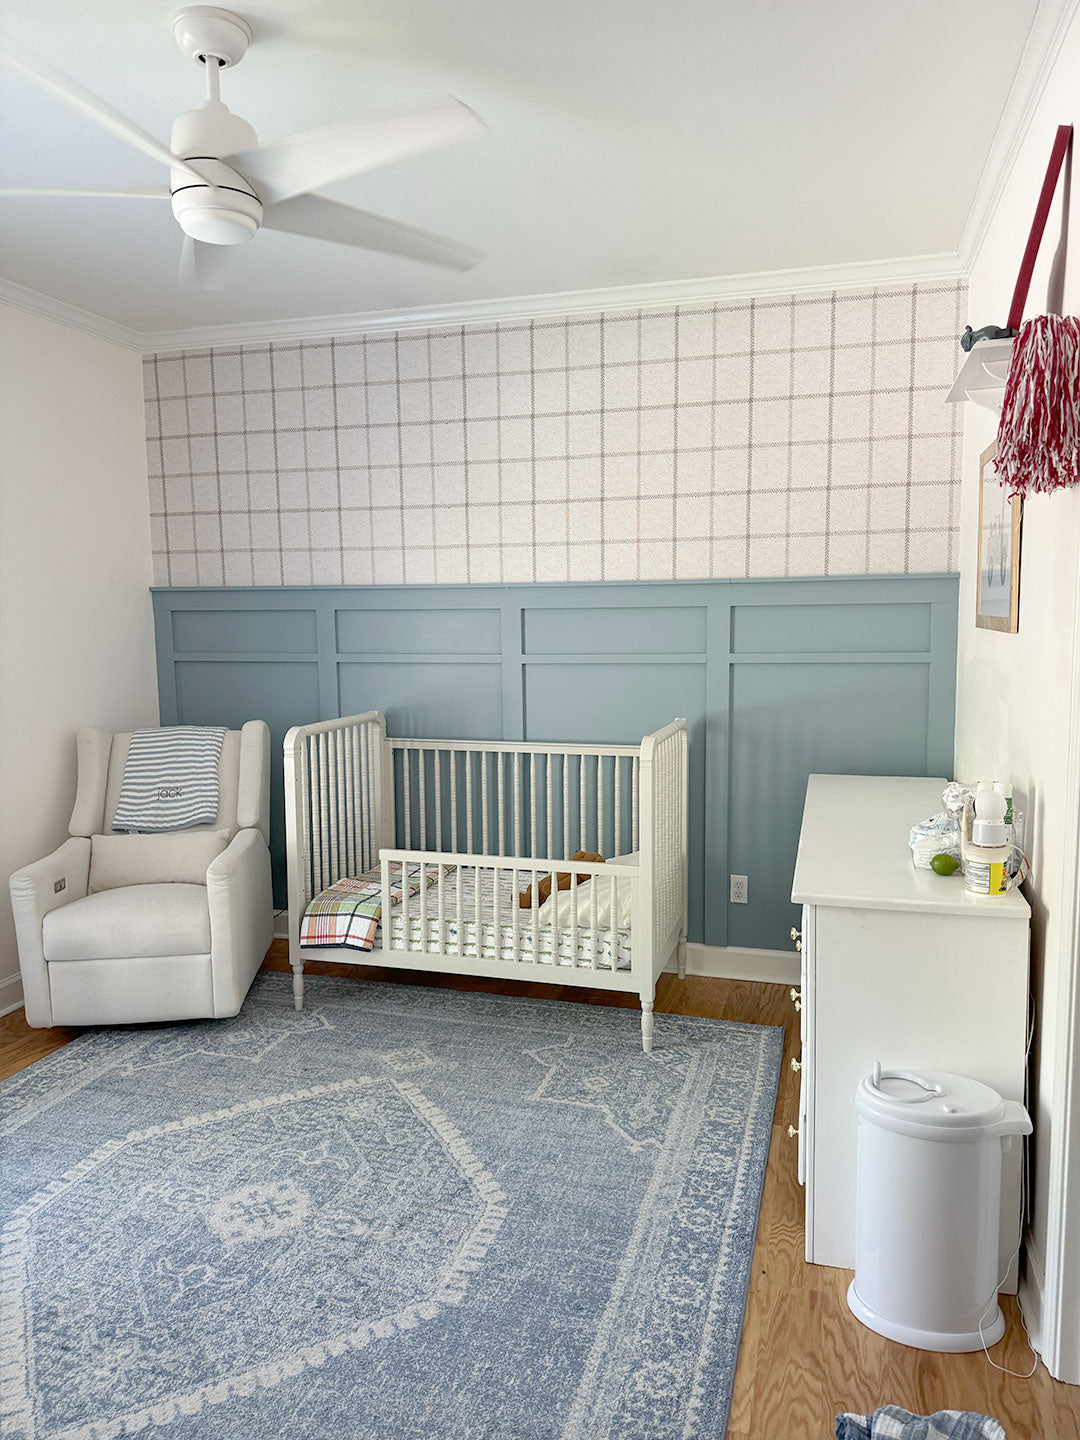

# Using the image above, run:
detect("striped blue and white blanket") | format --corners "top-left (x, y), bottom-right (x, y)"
top-left (112, 726), bottom-right (227, 833)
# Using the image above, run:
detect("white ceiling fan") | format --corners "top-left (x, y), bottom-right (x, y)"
top-left (0, 5), bottom-right (487, 290)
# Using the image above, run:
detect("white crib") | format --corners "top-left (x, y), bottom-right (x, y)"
top-left (283, 713), bottom-right (688, 1051)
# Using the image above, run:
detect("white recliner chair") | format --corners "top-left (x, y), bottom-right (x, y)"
top-left (9, 721), bottom-right (274, 1029)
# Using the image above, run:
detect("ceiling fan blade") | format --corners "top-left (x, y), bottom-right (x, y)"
top-left (178, 236), bottom-right (230, 292)
top-left (0, 186), bottom-right (169, 199)
top-left (0, 36), bottom-right (206, 185)
top-left (230, 96), bottom-right (486, 206)
top-left (263, 194), bottom-right (483, 271)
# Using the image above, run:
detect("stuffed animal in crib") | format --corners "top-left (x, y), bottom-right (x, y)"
top-left (519, 852), bottom-right (604, 908)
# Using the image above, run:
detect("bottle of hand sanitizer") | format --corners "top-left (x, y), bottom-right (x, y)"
top-left (963, 784), bottom-right (1011, 897)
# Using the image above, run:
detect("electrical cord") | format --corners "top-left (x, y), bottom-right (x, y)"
top-left (978, 989), bottom-right (1039, 1377)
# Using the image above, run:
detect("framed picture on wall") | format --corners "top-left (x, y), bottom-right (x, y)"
top-left (976, 440), bottom-right (1022, 633)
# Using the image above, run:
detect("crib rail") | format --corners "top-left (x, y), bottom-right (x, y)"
top-left (379, 848), bottom-right (638, 975)
top-left (284, 711), bottom-right (386, 912)
top-left (387, 738), bottom-right (642, 861)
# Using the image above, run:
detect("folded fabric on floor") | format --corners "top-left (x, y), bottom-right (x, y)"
top-left (111, 725), bottom-right (227, 832)
top-left (300, 865), bottom-right (445, 952)
top-left (836, 1407), bottom-right (1006, 1440)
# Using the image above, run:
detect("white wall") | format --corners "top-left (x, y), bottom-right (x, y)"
top-left (954, 5), bottom-right (1080, 1381)
top-left (0, 303), bottom-right (160, 1012)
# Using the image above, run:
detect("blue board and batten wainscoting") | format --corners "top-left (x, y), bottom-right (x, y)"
top-left (152, 575), bottom-right (958, 952)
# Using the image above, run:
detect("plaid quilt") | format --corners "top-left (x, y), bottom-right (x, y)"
top-left (836, 1408), bottom-right (1005, 1440)
top-left (300, 865), bottom-right (446, 953)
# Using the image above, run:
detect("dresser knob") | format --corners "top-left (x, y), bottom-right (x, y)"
top-left (787, 1124), bottom-right (799, 1139)
top-left (791, 1056), bottom-right (802, 1071)
top-left (790, 927), bottom-right (801, 941)
top-left (794, 938), bottom-right (803, 952)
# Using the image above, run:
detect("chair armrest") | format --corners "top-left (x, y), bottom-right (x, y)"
top-left (205, 829), bottom-right (274, 1016)
top-left (8, 837), bottom-right (91, 1027)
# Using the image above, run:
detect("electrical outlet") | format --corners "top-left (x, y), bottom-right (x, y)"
top-left (53, 877), bottom-right (66, 894)
top-left (729, 874), bottom-right (748, 904)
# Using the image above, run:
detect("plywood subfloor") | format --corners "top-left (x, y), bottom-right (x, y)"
top-left (2, 946), bottom-right (1076, 1439)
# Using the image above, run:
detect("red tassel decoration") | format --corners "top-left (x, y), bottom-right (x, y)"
top-left (995, 314), bottom-right (1080, 498)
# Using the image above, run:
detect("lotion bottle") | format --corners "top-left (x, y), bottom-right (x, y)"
top-left (963, 784), bottom-right (1011, 897)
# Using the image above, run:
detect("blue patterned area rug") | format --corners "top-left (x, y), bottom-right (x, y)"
top-left (0, 975), bottom-right (782, 1440)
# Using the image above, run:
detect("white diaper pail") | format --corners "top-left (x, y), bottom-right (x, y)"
top-left (847, 1064), bottom-right (1031, 1352)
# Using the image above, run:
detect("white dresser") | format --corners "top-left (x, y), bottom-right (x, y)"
top-left (790, 774), bottom-right (1030, 1288)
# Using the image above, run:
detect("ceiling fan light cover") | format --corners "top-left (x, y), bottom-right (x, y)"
top-left (177, 205), bottom-right (258, 244)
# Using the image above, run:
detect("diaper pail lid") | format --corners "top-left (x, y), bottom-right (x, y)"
top-left (854, 1065), bottom-right (1031, 1142)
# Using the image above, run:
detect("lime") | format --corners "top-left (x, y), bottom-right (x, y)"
top-left (930, 853), bottom-right (959, 876)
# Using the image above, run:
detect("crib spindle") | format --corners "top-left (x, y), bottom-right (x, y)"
top-left (542, 754), bottom-right (552, 859)
top-left (332, 729), bottom-right (341, 883)
top-left (300, 735), bottom-right (313, 900)
top-left (597, 756), bottom-right (605, 858)
top-left (319, 733), bottom-right (332, 890)
top-left (336, 731), bottom-right (348, 880)
top-left (569, 870), bottom-right (579, 969)
top-left (497, 755), bottom-right (506, 856)
top-left (434, 749), bottom-right (443, 851)
top-left (550, 860), bottom-right (560, 966)
top-left (450, 752), bottom-right (459, 851)
top-left (531, 862), bottom-right (540, 962)
top-left (562, 757), bottom-right (570, 859)
top-left (418, 748), bottom-right (427, 850)
top-left (456, 852), bottom-right (465, 947)
top-left (632, 756), bottom-right (640, 853)
top-left (529, 757), bottom-right (537, 860)
top-left (358, 726), bottom-right (369, 870)
top-left (589, 866), bottom-right (599, 971)
top-left (614, 757), bottom-right (622, 858)
top-left (401, 856), bottom-right (411, 950)
top-left (473, 861), bottom-right (482, 958)
top-left (493, 857), bottom-right (502, 959)
top-left (511, 866), bottom-right (520, 965)
top-left (513, 753), bottom-right (521, 855)
top-left (481, 753), bottom-right (490, 856)
top-left (402, 748), bottom-right (412, 851)
top-left (349, 724), bottom-right (359, 878)
top-left (579, 754), bottom-right (587, 855)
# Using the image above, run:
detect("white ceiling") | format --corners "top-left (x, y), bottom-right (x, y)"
top-left (0, 0), bottom-right (1040, 335)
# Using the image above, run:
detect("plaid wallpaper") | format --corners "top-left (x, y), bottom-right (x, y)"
top-left (144, 280), bottom-right (966, 586)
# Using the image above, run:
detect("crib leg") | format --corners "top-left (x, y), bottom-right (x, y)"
top-left (677, 933), bottom-right (687, 981)
top-left (640, 996), bottom-right (654, 1055)
top-left (291, 961), bottom-right (305, 1010)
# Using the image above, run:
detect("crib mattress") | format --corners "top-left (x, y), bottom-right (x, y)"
top-left (385, 866), bottom-right (632, 972)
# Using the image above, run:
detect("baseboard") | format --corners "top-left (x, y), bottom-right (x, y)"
top-left (273, 912), bottom-right (289, 941)
top-left (667, 943), bottom-right (800, 985)
top-left (0, 972), bottom-right (25, 1018)
top-left (1019, 1242), bottom-right (1046, 1363)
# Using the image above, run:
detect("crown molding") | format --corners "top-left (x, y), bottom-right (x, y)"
top-left (957, 0), bottom-right (1080, 274)
top-left (0, 276), bottom-right (142, 351)
top-left (140, 251), bottom-right (964, 354)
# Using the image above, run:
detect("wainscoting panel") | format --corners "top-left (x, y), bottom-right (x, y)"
top-left (153, 574), bottom-right (958, 947)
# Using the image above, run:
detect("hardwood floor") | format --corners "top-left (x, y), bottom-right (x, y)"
top-left (2, 947), bottom-right (1077, 1439)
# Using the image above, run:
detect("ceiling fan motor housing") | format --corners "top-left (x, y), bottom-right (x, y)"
top-left (169, 100), bottom-right (262, 244)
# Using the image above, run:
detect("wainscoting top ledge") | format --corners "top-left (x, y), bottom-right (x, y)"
top-left (151, 573), bottom-right (960, 596)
